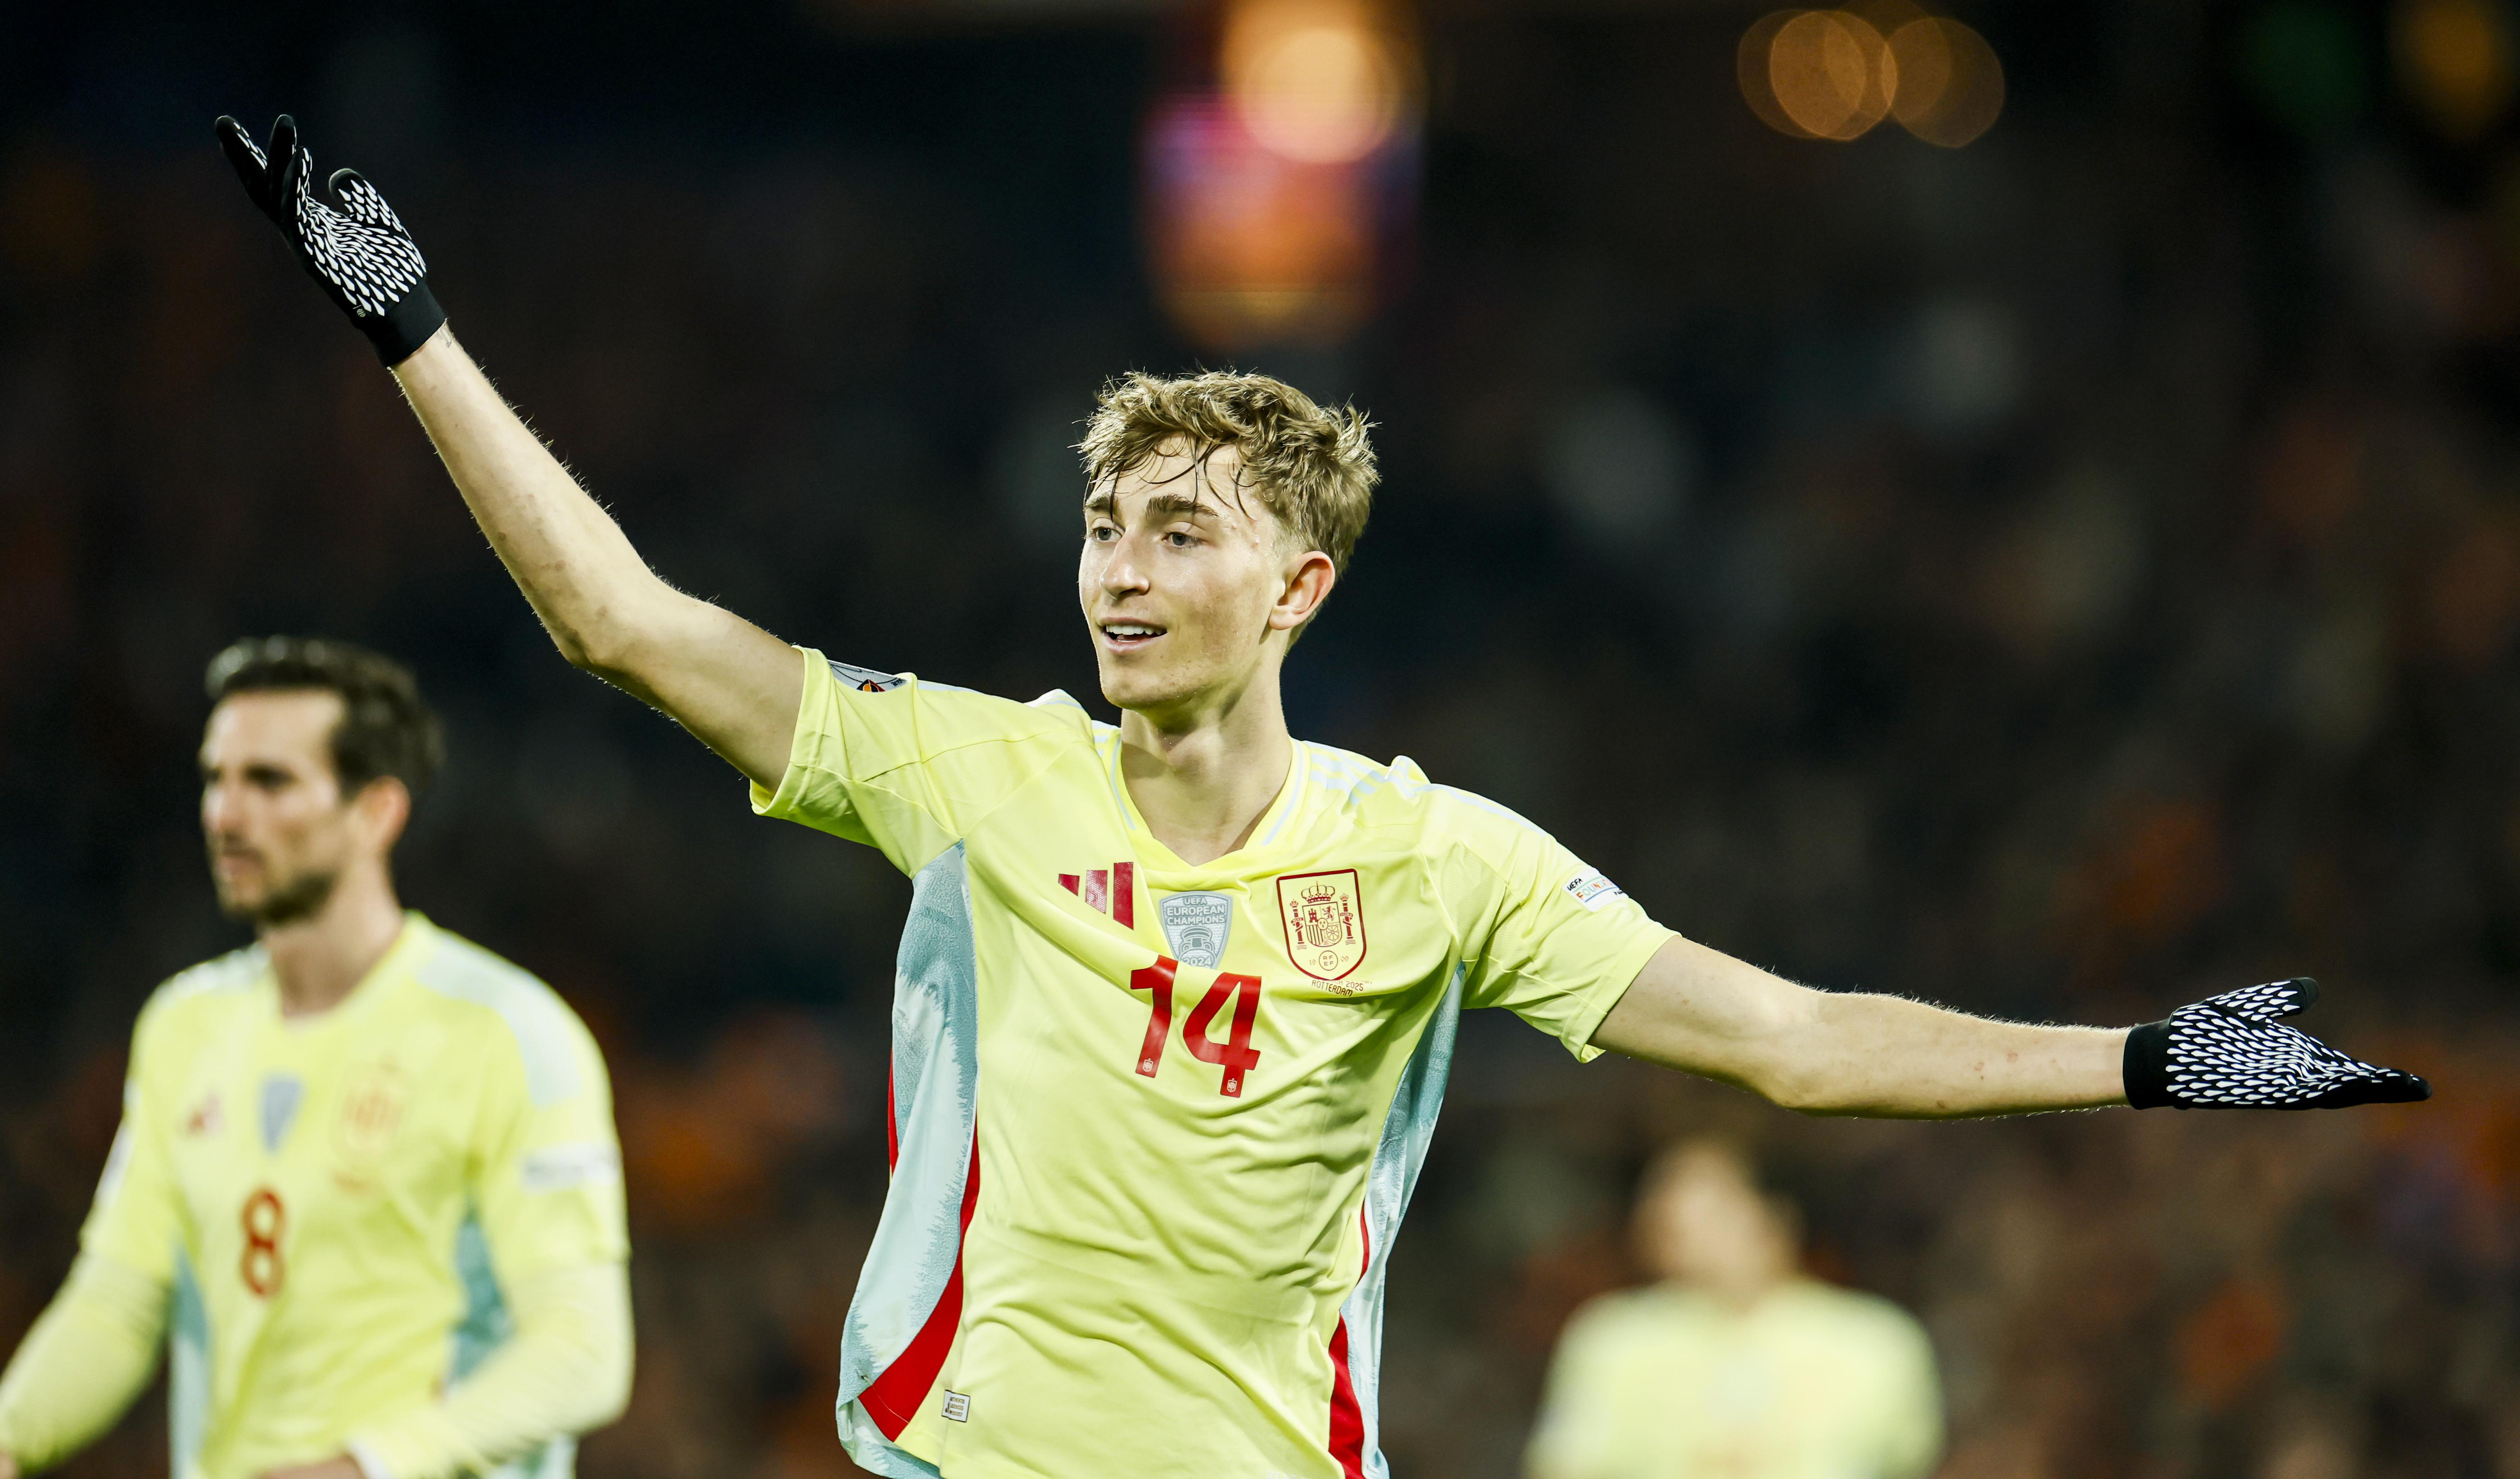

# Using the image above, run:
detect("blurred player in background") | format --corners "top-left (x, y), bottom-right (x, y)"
top-left (1527, 1140), bottom-right (1941, 1479)
top-left (0, 638), bottom-right (630, 1479)
top-left (214, 113), bottom-right (2425, 1479)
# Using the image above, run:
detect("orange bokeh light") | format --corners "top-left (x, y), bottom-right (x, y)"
top-left (1739, 9), bottom-right (2002, 147)
top-left (1224, 0), bottom-right (1410, 165)
top-left (1889, 17), bottom-right (2004, 147)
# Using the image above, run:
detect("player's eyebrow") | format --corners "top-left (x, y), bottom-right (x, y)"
top-left (1082, 489), bottom-right (1222, 520)
top-left (1144, 492), bottom-right (1219, 519)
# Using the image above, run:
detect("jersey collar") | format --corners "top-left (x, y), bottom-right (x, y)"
top-left (1108, 735), bottom-right (1310, 882)
top-left (265, 910), bottom-right (434, 1031)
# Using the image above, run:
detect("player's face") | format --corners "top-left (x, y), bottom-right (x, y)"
top-left (1642, 1158), bottom-right (1794, 1293)
top-left (1078, 444), bottom-right (1329, 720)
top-left (199, 692), bottom-right (362, 926)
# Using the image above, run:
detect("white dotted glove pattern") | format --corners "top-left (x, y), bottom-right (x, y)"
top-left (2127, 978), bottom-right (2430, 1111)
top-left (218, 114), bottom-right (445, 365)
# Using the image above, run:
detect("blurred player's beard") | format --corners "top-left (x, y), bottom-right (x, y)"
top-left (211, 850), bottom-right (342, 928)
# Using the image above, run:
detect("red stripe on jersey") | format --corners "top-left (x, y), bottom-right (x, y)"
top-left (884, 1069), bottom-right (898, 1171)
top-left (1113, 861), bottom-right (1135, 926)
top-left (1324, 1212), bottom-right (1370, 1479)
top-left (859, 1133), bottom-right (981, 1438)
top-left (1059, 873), bottom-right (1081, 896)
top-left (1084, 868), bottom-right (1109, 915)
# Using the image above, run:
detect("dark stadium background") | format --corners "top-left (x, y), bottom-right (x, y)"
top-left (5, 0), bottom-right (2516, 1474)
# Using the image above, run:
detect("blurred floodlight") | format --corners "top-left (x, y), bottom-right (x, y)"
top-left (1737, 11), bottom-right (1811, 137)
top-left (1740, 9), bottom-right (1996, 145)
top-left (2394, 0), bottom-right (2515, 140)
top-left (1743, 10), bottom-right (1895, 140)
top-left (1146, 95), bottom-right (1386, 348)
top-left (1226, 0), bottom-right (1406, 164)
top-left (1888, 18), bottom-right (2004, 147)
top-left (1146, 0), bottom-right (1419, 350)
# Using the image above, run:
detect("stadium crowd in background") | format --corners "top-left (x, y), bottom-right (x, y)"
top-left (6, 1), bottom-right (2520, 1476)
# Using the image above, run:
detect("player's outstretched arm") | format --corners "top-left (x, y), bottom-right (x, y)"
top-left (214, 115), bottom-right (801, 787)
top-left (389, 331), bottom-right (801, 784)
top-left (345, 1264), bottom-right (630, 1479)
top-left (0, 1254), bottom-right (169, 1474)
top-left (1591, 937), bottom-right (2429, 1117)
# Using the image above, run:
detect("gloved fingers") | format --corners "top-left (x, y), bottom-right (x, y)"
top-left (268, 116), bottom-right (304, 210)
top-left (2287, 1067), bottom-right (2432, 1109)
top-left (329, 168), bottom-right (391, 228)
top-left (215, 116), bottom-right (277, 217)
top-left (2204, 976), bottom-right (2317, 1023)
top-left (276, 130), bottom-right (312, 225)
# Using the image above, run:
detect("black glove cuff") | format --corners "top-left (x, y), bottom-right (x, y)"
top-left (364, 280), bottom-right (446, 366)
top-left (2123, 1019), bottom-right (2173, 1109)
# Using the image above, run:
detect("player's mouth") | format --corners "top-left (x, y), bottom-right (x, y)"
top-left (1099, 621), bottom-right (1167, 655)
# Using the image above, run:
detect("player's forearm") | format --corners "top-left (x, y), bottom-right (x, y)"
top-left (0, 1255), bottom-right (167, 1472)
top-left (1771, 992), bottom-right (2126, 1117)
top-left (389, 329), bottom-right (684, 677)
top-left (389, 329), bottom-right (802, 782)
top-left (1593, 936), bottom-right (2125, 1117)
top-left (347, 1263), bottom-right (630, 1479)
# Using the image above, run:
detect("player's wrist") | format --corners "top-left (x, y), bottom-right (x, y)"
top-left (2121, 1019), bottom-right (2171, 1108)
top-left (362, 281), bottom-right (445, 368)
top-left (216, 114), bottom-right (444, 368)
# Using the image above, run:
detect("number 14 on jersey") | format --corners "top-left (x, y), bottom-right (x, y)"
top-left (1127, 957), bottom-right (1262, 1097)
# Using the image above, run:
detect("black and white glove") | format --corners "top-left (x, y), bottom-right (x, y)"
top-left (216, 113), bottom-right (445, 366)
top-left (2123, 977), bottom-right (2429, 1110)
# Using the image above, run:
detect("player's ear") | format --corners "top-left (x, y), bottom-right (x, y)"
top-left (351, 775), bottom-right (414, 853)
top-left (1269, 549), bottom-right (1336, 633)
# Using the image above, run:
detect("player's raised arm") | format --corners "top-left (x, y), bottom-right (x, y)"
top-left (1592, 936), bottom-right (2431, 1117)
top-left (213, 115), bottom-right (801, 787)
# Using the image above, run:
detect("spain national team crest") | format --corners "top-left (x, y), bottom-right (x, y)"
top-left (1276, 868), bottom-right (1366, 981)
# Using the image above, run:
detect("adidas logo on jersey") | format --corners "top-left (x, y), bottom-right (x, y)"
top-left (1059, 861), bottom-right (1137, 927)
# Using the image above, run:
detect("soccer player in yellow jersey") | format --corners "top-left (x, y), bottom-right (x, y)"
top-left (217, 115), bottom-right (2427, 1479)
top-left (0, 638), bottom-right (631, 1479)
top-left (1528, 1141), bottom-right (1942, 1479)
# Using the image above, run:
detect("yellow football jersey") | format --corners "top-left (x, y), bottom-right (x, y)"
top-left (1526, 1280), bottom-right (1943, 1479)
top-left (755, 651), bottom-right (1674, 1479)
top-left (82, 914), bottom-right (626, 1479)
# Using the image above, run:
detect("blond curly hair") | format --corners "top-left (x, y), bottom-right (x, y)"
top-left (1077, 371), bottom-right (1378, 579)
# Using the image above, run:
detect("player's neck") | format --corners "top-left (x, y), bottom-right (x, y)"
top-left (259, 867), bottom-right (407, 1020)
top-left (1684, 1257), bottom-right (1798, 1314)
top-left (1117, 672), bottom-right (1294, 868)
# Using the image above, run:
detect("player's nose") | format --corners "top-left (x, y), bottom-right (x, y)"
top-left (1099, 540), bottom-right (1153, 595)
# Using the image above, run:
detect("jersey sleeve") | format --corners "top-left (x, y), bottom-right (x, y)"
top-left (0, 1255), bottom-right (167, 1470)
top-left (750, 646), bottom-right (1082, 875)
top-left (468, 995), bottom-right (628, 1287)
top-left (77, 995), bottom-right (191, 1282)
top-left (1442, 796), bottom-right (1675, 1061)
top-left (1521, 1297), bottom-right (1638, 1479)
top-left (0, 991), bottom-right (190, 1469)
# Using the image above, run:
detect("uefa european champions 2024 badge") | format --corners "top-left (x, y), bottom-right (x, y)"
top-left (1158, 892), bottom-right (1235, 969)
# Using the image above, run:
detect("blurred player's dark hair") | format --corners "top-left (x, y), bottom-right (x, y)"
top-left (205, 636), bottom-right (445, 797)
